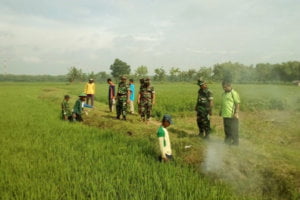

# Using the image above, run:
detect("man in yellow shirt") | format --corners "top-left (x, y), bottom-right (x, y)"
top-left (84, 79), bottom-right (95, 106)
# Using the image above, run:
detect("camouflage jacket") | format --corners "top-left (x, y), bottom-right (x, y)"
top-left (140, 86), bottom-right (155, 103)
top-left (61, 100), bottom-right (72, 116)
top-left (117, 82), bottom-right (129, 100)
top-left (196, 88), bottom-right (213, 112)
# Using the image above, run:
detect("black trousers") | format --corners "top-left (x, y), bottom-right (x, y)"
top-left (223, 118), bottom-right (239, 145)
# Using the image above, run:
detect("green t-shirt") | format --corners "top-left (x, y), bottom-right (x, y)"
top-left (73, 99), bottom-right (83, 115)
top-left (221, 89), bottom-right (240, 118)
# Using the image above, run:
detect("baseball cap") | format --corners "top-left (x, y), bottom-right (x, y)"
top-left (162, 114), bottom-right (173, 124)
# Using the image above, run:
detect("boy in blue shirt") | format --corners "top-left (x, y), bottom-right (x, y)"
top-left (129, 79), bottom-right (135, 114)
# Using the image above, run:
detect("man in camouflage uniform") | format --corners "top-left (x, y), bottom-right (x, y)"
top-left (138, 78), bottom-right (145, 115)
top-left (195, 79), bottom-right (213, 139)
top-left (116, 76), bottom-right (130, 120)
top-left (138, 77), bottom-right (155, 122)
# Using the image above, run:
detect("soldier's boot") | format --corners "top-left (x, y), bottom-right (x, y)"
top-left (123, 116), bottom-right (127, 121)
top-left (204, 132), bottom-right (210, 140)
top-left (198, 131), bottom-right (204, 138)
top-left (116, 115), bottom-right (120, 120)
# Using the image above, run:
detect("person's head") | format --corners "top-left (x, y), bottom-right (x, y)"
top-left (129, 79), bottom-right (134, 84)
top-left (198, 79), bottom-right (207, 89)
top-left (222, 80), bottom-right (232, 92)
top-left (79, 93), bottom-right (87, 101)
top-left (144, 77), bottom-right (151, 87)
top-left (107, 78), bottom-right (112, 84)
top-left (162, 114), bottom-right (173, 128)
top-left (64, 95), bottom-right (70, 101)
top-left (120, 76), bottom-right (127, 83)
top-left (89, 79), bottom-right (94, 83)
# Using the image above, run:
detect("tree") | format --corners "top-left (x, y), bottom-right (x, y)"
top-left (169, 67), bottom-right (180, 81)
top-left (66, 66), bottom-right (83, 83)
top-left (135, 65), bottom-right (148, 78)
top-left (110, 58), bottom-right (131, 78)
top-left (196, 67), bottom-right (213, 82)
top-left (154, 67), bottom-right (166, 81)
top-left (95, 71), bottom-right (110, 82)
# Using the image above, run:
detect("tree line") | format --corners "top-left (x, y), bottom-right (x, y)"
top-left (1, 59), bottom-right (299, 83)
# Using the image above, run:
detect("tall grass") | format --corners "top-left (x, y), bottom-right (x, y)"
top-left (0, 83), bottom-right (239, 200)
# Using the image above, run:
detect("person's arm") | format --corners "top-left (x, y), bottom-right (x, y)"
top-left (209, 100), bottom-right (214, 115)
top-left (233, 90), bottom-right (240, 119)
top-left (137, 92), bottom-right (141, 104)
top-left (151, 88), bottom-right (156, 105)
top-left (92, 83), bottom-right (95, 94)
top-left (234, 103), bottom-right (240, 119)
top-left (127, 88), bottom-right (130, 103)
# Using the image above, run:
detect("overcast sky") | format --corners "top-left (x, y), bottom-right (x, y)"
top-left (0, 0), bottom-right (299, 75)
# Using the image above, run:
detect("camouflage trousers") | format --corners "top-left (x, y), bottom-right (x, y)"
top-left (197, 111), bottom-right (210, 137)
top-left (116, 98), bottom-right (127, 119)
top-left (140, 101), bottom-right (152, 120)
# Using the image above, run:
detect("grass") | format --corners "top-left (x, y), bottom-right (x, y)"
top-left (0, 83), bottom-right (240, 200)
top-left (0, 82), bottom-right (300, 200)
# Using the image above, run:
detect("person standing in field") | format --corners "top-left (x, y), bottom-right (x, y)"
top-left (116, 76), bottom-right (130, 120)
top-left (220, 80), bottom-right (241, 145)
top-left (107, 78), bottom-right (116, 112)
top-left (137, 77), bottom-right (155, 122)
top-left (157, 114), bottom-right (174, 162)
top-left (129, 79), bottom-right (135, 114)
top-left (72, 93), bottom-right (87, 122)
top-left (137, 78), bottom-right (145, 115)
top-left (61, 95), bottom-right (72, 121)
top-left (195, 79), bottom-right (214, 139)
top-left (84, 79), bottom-right (95, 106)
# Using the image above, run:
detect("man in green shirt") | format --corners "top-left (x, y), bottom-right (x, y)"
top-left (220, 80), bottom-right (241, 145)
top-left (72, 93), bottom-right (87, 122)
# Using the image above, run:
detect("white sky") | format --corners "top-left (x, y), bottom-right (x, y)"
top-left (0, 0), bottom-right (299, 75)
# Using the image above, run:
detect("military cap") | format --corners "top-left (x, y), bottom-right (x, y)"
top-left (79, 93), bottom-right (87, 97)
top-left (120, 75), bottom-right (127, 80)
top-left (197, 79), bottom-right (205, 86)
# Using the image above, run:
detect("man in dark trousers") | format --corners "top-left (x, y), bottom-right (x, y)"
top-left (107, 78), bottom-right (116, 112)
top-left (220, 80), bottom-right (241, 145)
top-left (116, 76), bottom-right (130, 120)
top-left (195, 79), bottom-right (213, 139)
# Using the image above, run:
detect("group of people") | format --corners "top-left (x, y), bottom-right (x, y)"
top-left (61, 77), bottom-right (241, 163)
top-left (106, 76), bottom-right (155, 121)
top-left (195, 79), bottom-right (241, 145)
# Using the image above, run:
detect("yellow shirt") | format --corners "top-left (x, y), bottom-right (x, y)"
top-left (84, 83), bottom-right (95, 94)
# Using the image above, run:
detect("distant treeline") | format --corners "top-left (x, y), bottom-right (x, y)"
top-left (1, 61), bottom-right (299, 83)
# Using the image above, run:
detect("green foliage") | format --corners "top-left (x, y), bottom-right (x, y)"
top-left (134, 65), bottom-right (148, 78)
top-left (153, 67), bottom-right (166, 81)
top-left (67, 66), bottom-right (85, 82)
top-left (110, 58), bottom-right (131, 78)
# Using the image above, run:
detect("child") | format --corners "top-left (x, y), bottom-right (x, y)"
top-left (72, 93), bottom-right (87, 122)
top-left (61, 95), bottom-right (72, 121)
top-left (157, 114), bottom-right (173, 162)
